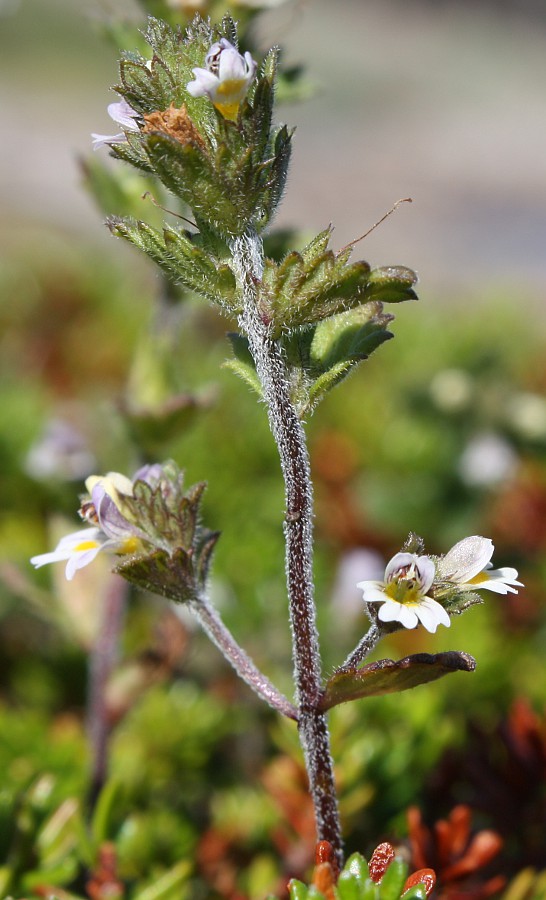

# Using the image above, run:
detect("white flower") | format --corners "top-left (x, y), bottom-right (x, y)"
top-left (91, 98), bottom-right (140, 150)
top-left (31, 469), bottom-right (149, 580)
top-left (458, 432), bottom-right (518, 487)
top-left (438, 536), bottom-right (522, 595)
top-left (31, 527), bottom-right (119, 581)
top-left (186, 38), bottom-right (257, 122)
top-left (357, 552), bottom-right (450, 634)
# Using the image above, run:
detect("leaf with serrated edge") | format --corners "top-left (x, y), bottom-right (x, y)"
top-left (116, 548), bottom-right (197, 604)
top-left (321, 652), bottom-right (476, 711)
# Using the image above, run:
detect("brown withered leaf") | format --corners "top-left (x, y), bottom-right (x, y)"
top-left (143, 103), bottom-right (205, 148)
top-left (321, 652), bottom-right (476, 711)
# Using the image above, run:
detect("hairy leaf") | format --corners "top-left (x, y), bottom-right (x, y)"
top-left (321, 652), bottom-right (476, 710)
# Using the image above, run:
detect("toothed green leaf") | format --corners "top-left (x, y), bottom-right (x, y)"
top-left (311, 302), bottom-right (394, 369)
top-left (363, 266), bottom-right (418, 304)
top-left (110, 131), bottom-right (155, 174)
top-left (108, 217), bottom-right (238, 309)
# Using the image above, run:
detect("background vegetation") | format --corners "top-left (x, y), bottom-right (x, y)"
top-left (1, 1), bottom-right (545, 898)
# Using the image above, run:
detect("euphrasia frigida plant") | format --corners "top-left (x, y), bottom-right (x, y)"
top-left (32, 16), bottom-right (522, 867)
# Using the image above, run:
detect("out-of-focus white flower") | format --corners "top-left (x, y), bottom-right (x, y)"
top-left (438, 535), bottom-right (522, 595)
top-left (458, 432), bottom-right (518, 487)
top-left (91, 98), bottom-right (140, 150)
top-left (429, 368), bottom-right (474, 413)
top-left (332, 548), bottom-right (385, 617)
top-left (166, 0), bottom-right (207, 9)
top-left (25, 418), bottom-right (96, 481)
top-left (186, 38), bottom-right (257, 122)
top-left (507, 392), bottom-right (546, 441)
top-left (357, 552), bottom-right (450, 634)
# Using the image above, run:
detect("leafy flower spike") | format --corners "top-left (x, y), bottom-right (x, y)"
top-left (437, 535), bottom-right (522, 594)
top-left (91, 98), bottom-right (140, 150)
top-left (186, 38), bottom-right (257, 122)
top-left (357, 553), bottom-right (450, 634)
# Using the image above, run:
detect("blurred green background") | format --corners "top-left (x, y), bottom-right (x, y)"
top-left (1, 1), bottom-right (546, 898)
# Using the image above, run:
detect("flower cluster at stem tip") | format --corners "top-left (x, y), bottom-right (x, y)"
top-left (91, 37), bottom-right (257, 149)
top-left (358, 536), bottom-right (522, 634)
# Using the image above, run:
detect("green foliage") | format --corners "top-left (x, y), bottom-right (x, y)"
top-left (114, 465), bottom-right (220, 602)
top-left (286, 853), bottom-right (427, 900)
top-left (109, 218), bottom-right (239, 312)
top-left (502, 867), bottom-right (546, 900)
top-left (258, 230), bottom-right (417, 335)
top-left (225, 299), bottom-right (400, 417)
top-left (109, 16), bottom-right (293, 239)
top-left (117, 18), bottom-right (212, 118)
top-left (223, 331), bottom-right (264, 397)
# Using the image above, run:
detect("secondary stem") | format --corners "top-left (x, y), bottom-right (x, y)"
top-left (338, 623), bottom-right (381, 673)
top-left (232, 231), bottom-right (343, 866)
top-left (87, 575), bottom-right (127, 809)
top-left (189, 594), bottom-right (298, 720)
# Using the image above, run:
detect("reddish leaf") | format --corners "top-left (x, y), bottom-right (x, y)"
top-left (407, 806), bottom-right (504, 899)
top-left (312, 862), bottom-right (337, 900)
top-left (321, 652), bottom-right (476, 710)
top-left (315, 840), bottom-right (340, 880)
top-left (369, 842), bottom-right (396, 882)
top-left (442, 831), bottom-right (504, 881)
top-left (403, 868), bottom-right (436, 897)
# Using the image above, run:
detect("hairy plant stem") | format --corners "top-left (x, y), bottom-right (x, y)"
top-left (338, 623), bottom-right (381, 673)
top-left (232, 231), bottom-right (343, 866)
top-left (189, 594), bottom-right (298, 720)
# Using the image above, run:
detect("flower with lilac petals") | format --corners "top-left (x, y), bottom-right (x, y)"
top-left (186, 38), bottom-right (257, 122)
top-left (31, 462), bottom-right (217, 596)
top-left (31, 470), bottom-right (146, 581)
top-left (357, 552), bottom-right (450, 634)
top-left (91, 98), bottom-right (140, 150)
top-left (437, 536), bottom-right (522, 595)
top-left (31, 528), bottom-right (104, 581)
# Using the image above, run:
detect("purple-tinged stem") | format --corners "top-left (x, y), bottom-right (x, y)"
top-left (232, 231), bottom-right (343, 867)
top-left (189, 594), bottom-right (298, 720)
top-left (87, 575), bottom-right (128, 808)
top-left (337, 623), bottom-right (381, 673)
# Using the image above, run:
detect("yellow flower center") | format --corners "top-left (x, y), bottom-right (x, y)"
top-left (385, 578), bottom-right (423, 606)
top-left (466, 571), bottom-right (488, 585)
top-left (118, 536), bottom-right (142, 555)
top-left (213, 79), bottom-right (246, 121)
top-left (74, 540), bottom-right (100, 552)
